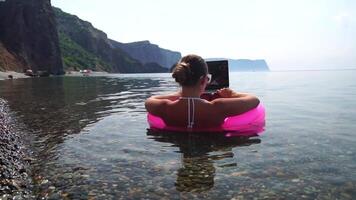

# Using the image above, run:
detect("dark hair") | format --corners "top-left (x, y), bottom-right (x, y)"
top-left (172, 54), bottom-right (208, 86)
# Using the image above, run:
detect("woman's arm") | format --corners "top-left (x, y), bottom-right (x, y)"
top-left (212, 88), bottom-right (260, 117)
top-left (216, 88), bottom-right (251, 98)
top-left (145, 97), bottom-right (170, 117)
top-left (148, 91), bottom-right (181, 101)
top-left (145, 91), bottom-right (181, 116)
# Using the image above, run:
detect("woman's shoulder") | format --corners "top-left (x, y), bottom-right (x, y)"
top-left (145, 97), bottom-right (172, 116)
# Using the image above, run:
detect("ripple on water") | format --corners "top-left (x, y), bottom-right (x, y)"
top-left (0, 72), bottom-right (355, 199)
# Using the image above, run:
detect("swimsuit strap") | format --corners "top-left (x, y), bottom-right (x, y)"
top-left (180, 97), bottom-right (200, 129)
top-left (179, 97), bottom-right (202, 100)
top-left (186, 98), bottom-right (194, 129)
top-left (188, 98), bottom-right (195, 129)
top-left (187, 98), bottom-right (191, 128)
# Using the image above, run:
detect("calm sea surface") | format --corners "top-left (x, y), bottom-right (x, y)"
top-left (0, 71), bottom-right (355, 199)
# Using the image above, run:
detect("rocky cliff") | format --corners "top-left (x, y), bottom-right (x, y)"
top-left (54, 8), bottom-right (167, 73)
top-left (0, 0), bottom-right (64, 74)
top-left (110, 40), bottom-right (181, 69)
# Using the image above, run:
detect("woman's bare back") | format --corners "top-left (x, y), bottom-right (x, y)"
top-left (162, 98), bottom-right (225, 128)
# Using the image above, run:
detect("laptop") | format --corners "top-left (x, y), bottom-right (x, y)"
top-left (201, 60), bottom-right (229, 100)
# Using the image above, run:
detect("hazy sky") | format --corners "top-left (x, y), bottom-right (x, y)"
top-left (52, 0), bottom-right (356, 69)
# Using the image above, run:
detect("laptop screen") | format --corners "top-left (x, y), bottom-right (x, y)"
top-left (205, 60), bottom-right (229, 90)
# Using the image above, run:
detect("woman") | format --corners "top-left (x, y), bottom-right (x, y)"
top-left (145, 54), bottom-right (260, 129)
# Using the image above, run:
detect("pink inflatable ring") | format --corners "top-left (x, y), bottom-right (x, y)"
top-left (147, 103), bottom-right (266, 136)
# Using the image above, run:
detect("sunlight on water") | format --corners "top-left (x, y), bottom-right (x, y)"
top-left (0, 71), bottom-right (355, 199)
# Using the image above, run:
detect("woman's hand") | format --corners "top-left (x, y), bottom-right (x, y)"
top-left (217, 88), bottom-right (234, 98)
top-left (216, 88), bottom-right (251, 98)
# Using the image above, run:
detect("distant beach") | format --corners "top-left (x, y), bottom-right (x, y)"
top-left (64, 71), bottom-right (109, 77)
top-left (0, 71), bottom-right (110, 81)
top-left (0, 71), bottom-right (28, 80)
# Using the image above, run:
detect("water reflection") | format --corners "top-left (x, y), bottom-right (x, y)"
top-left (0, 76), bottom-right (162, 136)
top-left (0, 76), bottom-right (165, 195)
top-left (147, 129), bottom-right (261, 193)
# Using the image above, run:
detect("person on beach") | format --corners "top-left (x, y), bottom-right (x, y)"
top-left (145, 54), bottom-right (260, 129)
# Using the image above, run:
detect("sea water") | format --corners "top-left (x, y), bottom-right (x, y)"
top-left (0, 71), bottom-right (355, 199)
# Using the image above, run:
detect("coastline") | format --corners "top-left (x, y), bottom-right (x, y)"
top-left (0, 71), bottom-right (110, 81)
top-left (0, 99), bottom-right (32, 199)
top-left (0, 71), bottom-right (29, 81)
top-left (64, 71), bottom-right (109, 77)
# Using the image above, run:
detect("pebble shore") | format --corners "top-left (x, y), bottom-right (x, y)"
top-left (0, 99), bottom-right (32, 199)
top-left (0, 71), bottom-right (109, 81)
top-left (0, 71), bottom-right (28, 81)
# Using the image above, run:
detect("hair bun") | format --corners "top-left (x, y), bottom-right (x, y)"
top-left (172, 62), bottom-right (191, 85)
top-left (171, 54), bottom-right (208, 86)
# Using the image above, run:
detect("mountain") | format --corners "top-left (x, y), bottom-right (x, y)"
top-left (0, 0), bottom-right (64, 74)
top-left (110, 40), bottom-right (181, 69)
top-left (0, 1), bottom-right (267, 74)
top-left (53, 7), bottom-right (168, 73)
top-left (206, 58), bottom-right (270, 71)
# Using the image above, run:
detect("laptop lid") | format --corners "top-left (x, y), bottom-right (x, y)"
top-left (205, 60), bottom-right (229, 91)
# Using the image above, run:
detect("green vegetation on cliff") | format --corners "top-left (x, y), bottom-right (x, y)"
top-left (54, 7), bottom-right (167, 73)
top-left (59, 32), bottom-right (110, 71)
